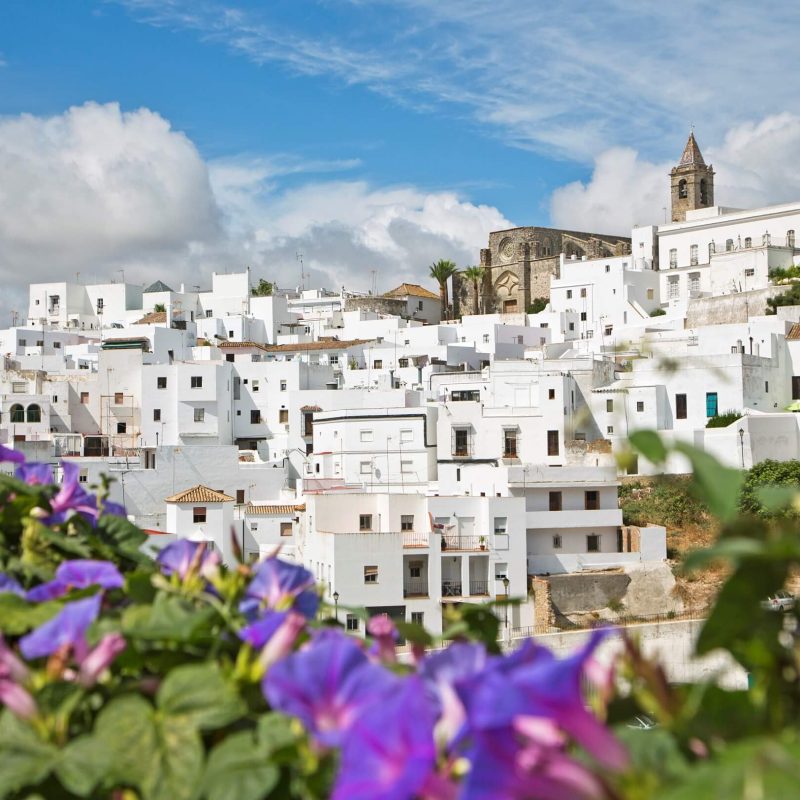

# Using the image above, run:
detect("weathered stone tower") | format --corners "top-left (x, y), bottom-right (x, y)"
top-left (670, 131), bottom-right (714, 222)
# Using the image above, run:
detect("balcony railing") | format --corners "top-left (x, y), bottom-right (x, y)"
top-left (402, 530), bottom-right (429, 548)
top-left (441, 580), bottom-right (462, 597)
top-left (469, 580), bottom-right (490, 596)
top-left (403, 578), bottom-right (428, 598)
top-left (441, 533), bottom-right (487, 551)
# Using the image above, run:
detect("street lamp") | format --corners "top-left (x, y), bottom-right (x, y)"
top-left (502, 576), bottom-right (510, 630)
top-left (738, 427), bottom-right (745, 468)
top-left (333, 591), bottom-right (340, 622)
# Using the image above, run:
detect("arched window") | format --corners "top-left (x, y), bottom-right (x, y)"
top-left (700, 179), bottom-right (708, 204)
top-left (26, 404), bottom-right (41, 423)
top-left (10, 404), bottom-right (24, 423)
top-left (678, 179), bottom-right (688, 199)
top-left (690, 244), bottom-right (699, 265)
top-left (788, 230), bottom-right (795, 248)
top-left (726, 239), bottom-right (734, 252)
top-left (744, 237), bottom-right (752, 248)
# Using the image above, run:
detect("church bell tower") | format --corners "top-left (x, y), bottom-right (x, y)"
top-left (670, 131), bottom-right (714, 222)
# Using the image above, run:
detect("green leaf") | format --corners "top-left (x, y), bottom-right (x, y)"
top-left (157, 662), bottom-right (246, 731)
top-left (394, 620), bottom-right (433, 648)
top-left (0, 594), bottom-right (63, 636)
top-left (202, 731), bottom-right (279, 800)
top-left (55, 734), bottom-right (111, 797)
top-left (122, 594), bottom-right (218, 642)
top-left (0, 711), bottom-right (59, 797)
top-left (143, 714), bottom-right (203, 800)
top-left (95, 514), bottom-right (149, 563)
top-left (629, 430), bottom-right (668, 464)
top-left (257, 712), bottom-right (299, 754)
top-left (674, 442), bottom-right (744, 521)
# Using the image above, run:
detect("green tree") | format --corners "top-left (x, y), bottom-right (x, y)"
top-left (739, 459), bottom-right (800, 517)
top-left (526, 296), bottom-right (548, 315)
top-left (251, 279), bottom-right (274, 297)
top-left (462, 266), bottom-right (485, 316)
top-left (766, 283), bottom-right (800, 314)
top-left (429, 259), bottom-right (458, 320)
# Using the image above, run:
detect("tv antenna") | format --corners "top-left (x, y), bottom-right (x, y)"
top-left (296, 251), bottom-right (305, 291)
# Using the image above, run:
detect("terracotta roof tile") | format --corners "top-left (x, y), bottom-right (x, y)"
top-left (787, 323), bottom-right (800, 340)
top-left (246, 503), bottom-right (305, 516)
top-left (165, 485), bottom-right (235, 503)
top-left (135, 311), bottom-right (167, 324)
top-left (384, 283), bottom-right (439, 300)
top-left (262, 339), bottom-right (372, 353)
top-left (217, 341), bottom-right (269, 350)
top-left (678, 131), bottom-right (706, 167)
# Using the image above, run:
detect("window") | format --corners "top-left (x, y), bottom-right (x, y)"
top-left (236, 489), bottom-right (245, 504)
top-left (411, 611), bottom-right (424, 626)
top-left (726, 239), bottom-right (734, 252)
top-left (364, 565), bottom-right (378, 583)
top-left (676, 393), bottom-right (687, 419)
top-left (18, 339), bottom-right (26, 347)
top-left (250, 410), bottom-right (261, 424)
top-left (398, 358), bottom-right (409, 368)
top-left (359, 514), bottom-right (372, 531)
top-left (792, 376), bottom-right (800, 400)
top-left (503, 428), bottom-right (518, 457)
top-left (646, 288), bottom-right (654, 300)
top-left (568, 322), bottom-right (575, 332)
top-left (400, 429), bottom-right (413, 443)
top-left (585, 491), bottom-right (600, 510)
top-left (549, 491), bottom-right (562, 511)
top-left (9, 404), bottom-right (24, 423)
top-left (191, 376), bottom-right (203, 388)
top-left (744, 237), bottom-right (752, 248)
top-left (329, 355), bottom-right (339, 366)
top-left (78, 471), bottom-right (87, 483)
top-left (116, 421), bottom-right (126, 434)
top-left (80, 392), bottom-right (89, 405)
top-left (700, 178), bottom-right (708, 204)
top-left (745, 268), bottom-right (755, 277)
top-left (193, 507), bottom-right (206, 523)
top-left (689, 272), bottom-right (701, 292)
top-left (453, 428), bottom-right (469, 457)
top-left (587, 534), bottom-right (600, 553)
top-left (360, 460), bottom-right (372, 475)
top-left (678, 178), bottom-right (687, 199)
top-left (606, 399), bottom-right (613, 413)
top-left (303, 412), bottom-right (313, 436)
top-left (114, 392), bottom-right (123, 405)
top-left (206, 309), bottom-right (213, 318)
top-left (409, 560), bottom-right (422, 578)
top-left (494, 517), bottom-right (507, 534)
top-left (279, 409), bottom-right (288, 424)
top-left (607, 426), bottom-right (614, 435)
top-left (668, 276), bottom-right (680, 299)
top-left (401, 515), bottom-right (414, 531)
top-left (53, 341), bottom-right (61, 349)
top-left (765, 381), bottom-right (769, 393)
top-left (605, 264), bottom-right (610, 273)
top-left (789, 230), bottom-right (796, 248)
top-left (566, 290), bottom-right (572, 299)
top-left (346, 614), bottom-right (359, 631)
top-left (225, 353), bottom-right (235, 363)
top-left (706, 392), bottom-right (718, 418)
top-left (690, 244), bottom-right (699, 265)
top-left (636, 401), bottom-right (644, 412)
top-left (580, 311), bottom-right (587, 321)
top-left (373, 359), bottom-right (383, 369)
top-left (157, 377), bottom-right (167, 389)
top-left (547, 430), bottom-right (559, 456)
top-left (153, 408), bottom-right (161, 421)
top-left (280, 522), bottom-right (292, 537)
top-left (252, 380), bottom-right (259, 392)
top-left (360, 430), bottom-right (374, 442)
top-left (482, 334), bottom-right (490, 343)
top-left (194, 408), bottom-right (205, 422)
top-left (669, 248), bottom-right (678, 268)
top-left (280, 380), bottom-right (287, 391)
top-left (548, 388), bottom-right (555, 400)
top-left (580, 288), bottom-right (587, 298)
top-left (96, 298), bottom-right (104, 312)
top-left (401, 460), bottom-right (413, 474)
top-left (552, 535), bottom-right (562, 549)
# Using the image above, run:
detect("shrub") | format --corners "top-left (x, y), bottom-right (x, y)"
top-left (706, 410), bottom-right (742, 428)
top-left (526, 296), bottom-right (548, 314)
top-left (619, 475), bottom-right (708, 528)
top-left (739, 458), bottom-right (800, 518)
top-left (649, 307), bottom-right (667, 317)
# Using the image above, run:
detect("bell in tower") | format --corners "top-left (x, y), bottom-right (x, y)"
top-left (670, 131), bottom-right (714, 222)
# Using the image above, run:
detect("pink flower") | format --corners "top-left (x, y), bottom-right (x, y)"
top-left (367, 614), bottom-right (399, 663)
top-left (77, 633), bottom-right (126, 687)
top-left (0, 680), bottom-right (37, 720)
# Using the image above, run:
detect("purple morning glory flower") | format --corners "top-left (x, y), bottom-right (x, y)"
top-left (332, 675), bottom-right (437, 800)
top-left (461, 729), bottom-right (605, 800)
top-left (15, 462), bottom-right (54, 485)
top-left (0, 574), bottom-right (26, 598)
top-left (239, 611), bottom-right (290, 649)
top-left (15, 461), bottom-right (100, 525)
top-left (0, 444), bottom-right (25, 464)
top-left (99, 498), bottom-right (127, 517)
top-left (156, 539), bottom-right (220, 580)
top-left (263, 629), bottom-right (397, 747)
top-left (19, 595), bottom-right (101, 660)
top-left (26, 560), bottom-right (124, 602)
top-left (241, 556), bottom-right (319, 620)
top-left (457, 629), bottom-right (627, 771)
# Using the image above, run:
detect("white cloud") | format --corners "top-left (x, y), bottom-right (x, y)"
top-left (550, 114), bottom-right (800, 234)
top-left (0, 101), bottom-right (509, 321)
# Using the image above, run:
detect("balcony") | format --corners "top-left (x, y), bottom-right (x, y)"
top-left (441, 580), bottom-right (462, 597)
top-left (469, 580), bottom-right (490, 596)
top-left (441, 532), bottom-right (486, 551)
top-left (402, 530), bottom-right (429, 548)
top-left (525, 508), bottom-right (622, 529)
top-left (403, 578), bottom-right (428, 598)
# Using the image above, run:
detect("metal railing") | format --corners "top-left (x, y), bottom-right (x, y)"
top-left (469, 580), bottom-right (490, 596)
top-left (403, 579), bottom-right (428, 598)
top-left (402, 530), bottom-right (429, 548)
top-left (441, 580), bottom-right (463, 597)
top-left (441, 533), bottom-right (487, 551)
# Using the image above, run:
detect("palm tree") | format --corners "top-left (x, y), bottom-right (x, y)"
top-left (462, 265), bottom-right (485, 316)
top-left (429, 259), bottom-right (458, 320)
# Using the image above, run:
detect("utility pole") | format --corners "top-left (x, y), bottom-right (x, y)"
top-left (296, 252), bottom-right (305, 292)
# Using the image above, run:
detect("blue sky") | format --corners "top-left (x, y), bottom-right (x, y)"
top-left (1, 1), bottom-right (800, 308)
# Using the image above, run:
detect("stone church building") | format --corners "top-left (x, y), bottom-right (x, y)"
top-left (454, 225), bottom-right (631, 316)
